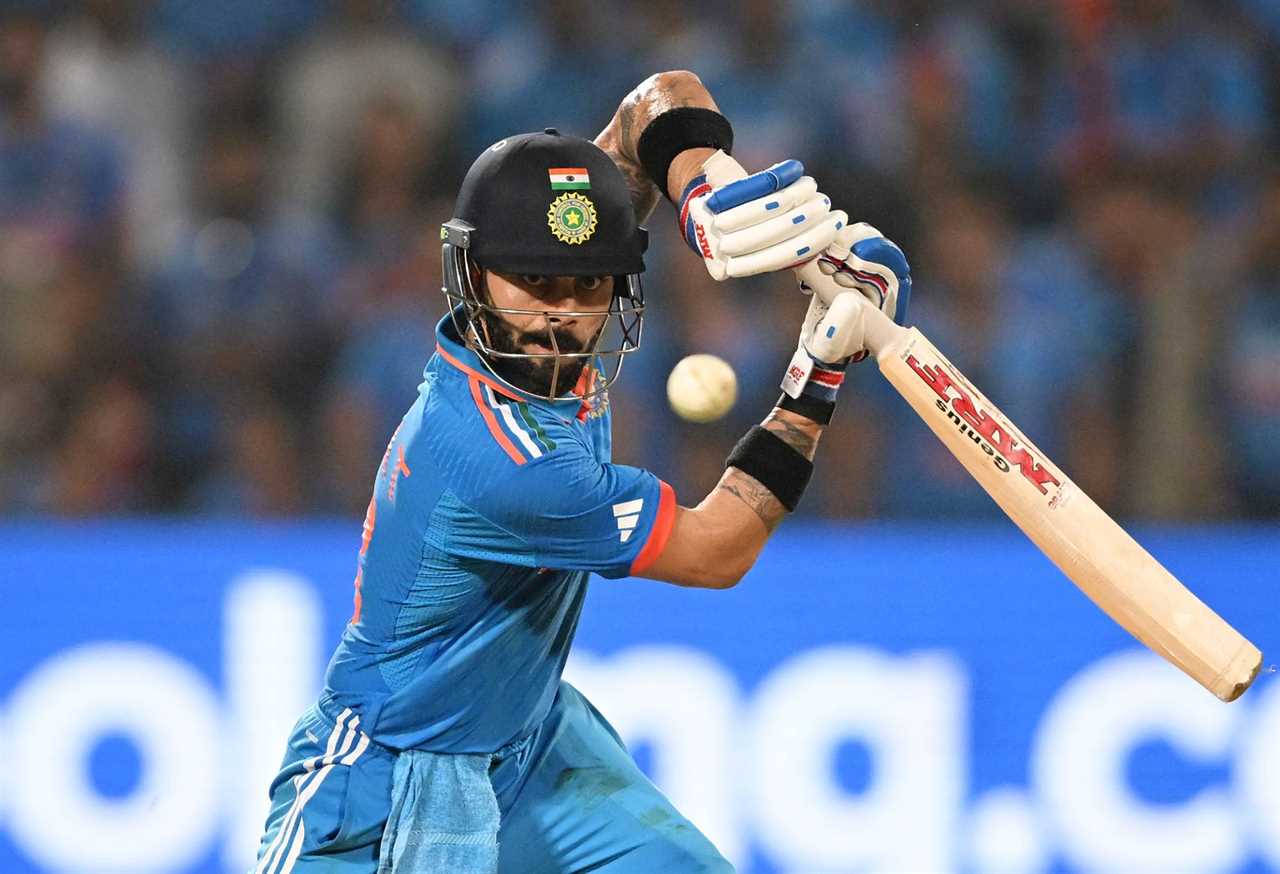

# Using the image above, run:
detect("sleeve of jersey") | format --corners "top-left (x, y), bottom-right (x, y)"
top-left (445, 447), bottom-right (677, 579)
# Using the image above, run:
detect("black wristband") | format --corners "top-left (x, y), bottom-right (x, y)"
top-left (724, 426), bottom-right (813, 513)
top-left (636, 107), bottom-right (734, 200)
top-left (777, 392), bottom-right (835, 426)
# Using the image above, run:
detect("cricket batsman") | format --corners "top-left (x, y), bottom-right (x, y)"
top-left (253, 70), bottom-right (911, 873)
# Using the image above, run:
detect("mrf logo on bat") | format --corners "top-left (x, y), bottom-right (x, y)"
top-left (905, 354), bottom-right (1061, 496)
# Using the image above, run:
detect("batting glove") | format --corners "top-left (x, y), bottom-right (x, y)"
top-left (678, 150), bottom-right (846, 280)
top-left (805, 222), bottom-right (911, 359)
top-left (781, 224), bottom-right (911, 401)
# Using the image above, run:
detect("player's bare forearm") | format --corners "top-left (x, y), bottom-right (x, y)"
top-left (714, 409), bottom-right (822, 532)
top-left (594, 70), bottom-right (721, 223)
top-left (640, 409), bottom-right (824, 589)
top-left (713, 472), bottom-right (786, 533)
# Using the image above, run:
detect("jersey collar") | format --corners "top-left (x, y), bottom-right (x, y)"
top-left (434, 312), bottom-right (601, 421)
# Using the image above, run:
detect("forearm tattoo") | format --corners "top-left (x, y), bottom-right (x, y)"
top-left (716, 410), bottom-right (824, 529)
top-left (762, 411), bottom-right (821, 461)
top-left (595, 71), bottom-right (719, 223)
top-left (716, 470), bottom-right (787, 532)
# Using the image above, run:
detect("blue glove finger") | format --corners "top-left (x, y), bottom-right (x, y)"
top-left (850, 236), bottom-right (911, 281)
top-left (706, 159), bottom-right (805, 214)
top-left (894, 274), bottom-right (912, 325)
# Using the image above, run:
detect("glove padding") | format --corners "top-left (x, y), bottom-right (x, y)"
top-left (799, 222), bottom-right (911, 363)
top-left (781, 223), bottom-right (912, 398)
top-left (814, 221), bottom-right (910, 317)
top-left (679, 150), bottom-right (846, 280)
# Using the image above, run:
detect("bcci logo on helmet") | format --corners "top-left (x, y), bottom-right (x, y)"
top-left (547, 192), bottom-right (598, 244)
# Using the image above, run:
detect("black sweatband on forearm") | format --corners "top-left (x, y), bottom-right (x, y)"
top-left (724, 426), bottom-right (813, 513)
top-left (776, 392), bottom-right (835, 426)
top-left (636, 107), bottom-right (734, 200)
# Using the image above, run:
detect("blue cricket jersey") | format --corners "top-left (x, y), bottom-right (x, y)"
top-left (322, 313), bottom-right (676, 754)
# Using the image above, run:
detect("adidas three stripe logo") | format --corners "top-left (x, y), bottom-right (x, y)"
top-left (612, 499), bottom-right (643, 543)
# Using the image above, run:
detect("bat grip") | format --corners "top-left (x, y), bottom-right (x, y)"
top-left (701, 154), bottom-right (907, 359)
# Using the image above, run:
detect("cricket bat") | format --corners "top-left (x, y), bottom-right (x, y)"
top-left (706, 156), bottom-right (1263, 701)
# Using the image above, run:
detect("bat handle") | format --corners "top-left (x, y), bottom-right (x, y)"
top-left (701, 154), bottom-right (908, 360)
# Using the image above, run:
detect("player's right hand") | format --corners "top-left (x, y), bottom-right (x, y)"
top-left (779, 224), bottom-right (911, 397)
top-left (777, 289), bottom-right (871, 401)
top-left (801, 222), bottom-right (912, 361)
top-left (678, 150), bottom-right (846, 281)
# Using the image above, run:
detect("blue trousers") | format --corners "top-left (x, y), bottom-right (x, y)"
top-left (252, 682), bottom-right (733, 873)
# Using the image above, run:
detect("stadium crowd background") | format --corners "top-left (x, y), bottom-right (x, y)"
top-left (0, 0), bottom-right (1277, 522)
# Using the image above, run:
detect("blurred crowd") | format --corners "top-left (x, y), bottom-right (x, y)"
top-left (0, 0), bottom-right (1277, 521)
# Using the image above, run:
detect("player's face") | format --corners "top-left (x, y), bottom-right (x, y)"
top-left (479, 270), bottom-right (615, 396)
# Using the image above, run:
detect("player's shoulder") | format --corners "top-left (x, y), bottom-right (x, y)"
top-left (414, 355), bottom-right (660, 546)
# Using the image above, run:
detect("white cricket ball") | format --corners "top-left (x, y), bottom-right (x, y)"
top-left (667, 353), bottom-right (738, 423)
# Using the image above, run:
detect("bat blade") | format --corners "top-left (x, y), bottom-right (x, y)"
top-left (879, 326), bottom-right (1262, 701)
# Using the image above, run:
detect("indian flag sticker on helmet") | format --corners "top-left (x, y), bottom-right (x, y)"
top-left (547, 192), bottom-right (598, 244)
top-left (549, 167), bottom-right (591, 190)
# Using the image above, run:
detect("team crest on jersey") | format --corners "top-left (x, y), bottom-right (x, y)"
top-left (581, 390), bottom-right (609, 421)
top-left (547, 192), bottom-right (598, 244)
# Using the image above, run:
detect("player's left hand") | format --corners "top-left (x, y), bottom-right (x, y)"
top-left (679, 150), bottom-right (846, 280)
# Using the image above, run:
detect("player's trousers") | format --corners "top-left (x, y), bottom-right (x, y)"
top-left (251, 682), bottom-right (734, 873)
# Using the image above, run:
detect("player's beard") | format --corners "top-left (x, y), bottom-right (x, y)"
top-left (477, 308), bottom-right (598, 398)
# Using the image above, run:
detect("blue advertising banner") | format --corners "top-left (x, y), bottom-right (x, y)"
top-left (1, 522), bottom-right (1276, 874)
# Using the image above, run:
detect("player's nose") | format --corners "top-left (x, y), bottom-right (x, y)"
top-left (545, 315), bottom-right (582, 341)
top-left (548, 276), bottom-right (585, 307)
top-left (545, 293), bottom-right (586, 320)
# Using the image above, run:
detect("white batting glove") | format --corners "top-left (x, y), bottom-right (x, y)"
top-left (807, 222), bottom-right (911, 321)
top-left (778, 292), bottom-right (863, 402)
top-left (678, 150), bottom-right (847, 280)
top-left (781, 222), bottom-right (912, 399)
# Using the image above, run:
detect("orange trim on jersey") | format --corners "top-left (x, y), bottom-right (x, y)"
top-left (468, 375), bottom-right (528, 465)
top-left (630, 480), bottom-right (677, 576)
top-left (437, 343), bottom-right (526, 401)
top-left (351, 495), bottom-right (376, 624)
top-left (574, 366), bottom-right (598, 422)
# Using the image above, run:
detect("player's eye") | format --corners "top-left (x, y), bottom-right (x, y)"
top-left (520, 274), bottom-right (548, 287)
top-left (578, 276), bottom-right (606, 291)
